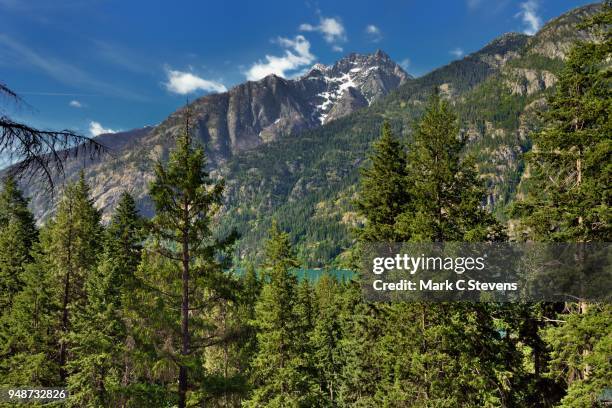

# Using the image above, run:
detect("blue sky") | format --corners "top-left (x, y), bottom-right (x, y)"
top-left (0, 0), bottom-right (594, 136)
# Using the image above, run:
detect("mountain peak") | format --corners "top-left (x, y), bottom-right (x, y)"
top-left (298, 50), bottom-right (410, 124)
top-left (373, 49), bottom-right (389, 59)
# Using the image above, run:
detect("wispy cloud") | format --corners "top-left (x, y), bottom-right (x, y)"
top-left (450, 47), bottom-right (464, 58)
top-left (399, 58), bottom-right (411, 71)
top-left (516, 0), bottom-right (542, 35)
top-left (466, 0), bottom-right (509, 14)
top-left (300, 16), bottom-right (346, 52)
top-left (17, 92), bottom-right (96, 96)
top-left (245, 35), bottom-right (315, 81)
top-left (365, 24), bottom-right (383, 43)
top-left (69, 99), bottom-right (83, 108)
top-left (163, 69), bottom-right (227, 95)
top-left (466, 0), bottom-right (484, 9)
top-left (93, 40), bottom-right (152, 74)
top-left (89, 120), bottom-right (116, 136)
top-left (0, 34), bottom-right (147, 101)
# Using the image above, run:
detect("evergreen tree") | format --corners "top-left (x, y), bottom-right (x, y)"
top-left (147, 112), bottom-right (235, 408)
top-left (234, 262), bottom-right (261, 383)
top-left (512, 1), bottom-right (611, 243)
top-left (355, 121), bottom-right (410, 242)
top-left (349, 94), bottom-right (517, 406)
top-left (335, 282), bottom-right (383, 407)
top-left (544, 304), bottom-right (612, 408)
top-left (295, 278), bottom-right (315, 353)
top-left (245, 221), bottom-right (316, 407)
top-left (396, 93), bottom-right (505, 241)
top-left (513, 3), bottom-right (612, 405)
top-left (45, 173), bottom-right (103, 381)
top-left (0, 176), bottom-right (37, 311)
top-left (0, 245), bottom-right (58, 387)
top-left (66, 192), bottom-right (144, 407)
top-left (311, 274), bottom-right (343, 406)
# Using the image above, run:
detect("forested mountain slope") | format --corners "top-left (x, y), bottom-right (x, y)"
top-left (217, 4), bottom-right (600, 265)
top-left (21, 4), bottom-right (600, 266)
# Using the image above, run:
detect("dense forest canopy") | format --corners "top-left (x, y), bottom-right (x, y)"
top-left (0, 2), bottom-right (610, 407)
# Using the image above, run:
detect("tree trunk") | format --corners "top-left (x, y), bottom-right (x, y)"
top-left (59, 210), bottom-right (74, 382)
top-left (178, 217), bottom-right (190, 408)
top-left (59, 266), bottom-right (71, 381)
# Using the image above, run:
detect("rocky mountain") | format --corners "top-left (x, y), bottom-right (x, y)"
top-left (20, 4), bottom-right (600, 264)
top-left (23, 50), bottom-right (409, 220)
top-left (145, 50), bottom-right (409, 164)
top-left (302, 50), bottom-right (410, 124)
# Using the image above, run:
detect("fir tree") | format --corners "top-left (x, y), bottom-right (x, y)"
top-left (0, 245), bottom-right (58, 387)
top-left (0, 176), bottom-right (37, 311)
top-left (311, 274), bottom-right (343, 406)
top-left (355, 121), bottom-right (410, 242)
top-left (396, 93), bottom-right (505, 241)
top-left (45, 173), bottom-right (103, 381)
top-left (0, 176), bottom-right (37, 243)
top-left (512, 1), bottom-right (611, 243)
top-left (245, 221), bottom-right (316, 407)
top-left (350, 94), bottom-right (515, 406)
top-left (66, 192), bottom-right (144, 407)
top-left (513, 3), bottom-right (612, 405)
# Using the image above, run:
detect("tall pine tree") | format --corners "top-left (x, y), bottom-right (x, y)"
top-left (148, 112), bottom-right (235, 408)
top-left (396, 93), bottom-right (505, 242)
top-left (0, 244), bottom-right (57, 387)
top-left (0, 176), bottom-right (37, 311)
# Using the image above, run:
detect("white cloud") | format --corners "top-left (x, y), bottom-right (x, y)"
top-left (163, 69), bottom-right (227, 95)
top-left (399, 58), bottom-right (411, 71)
top-left (332, 45), bottom-right (344, 52)
top-left (517, 0), bottom-right (542, 35)
top-left (89, 121), bottom-right (116, 136)
top-left (245, 35), bottom-right (316, 81)
top-left (450, 48), bottom-right (464, 58)
top-left (69, 100), bottom-right (83, 108)
top-left (300, 16), bottom-right (347, 50)
top-left (365, 24), bottom-right (382, 42)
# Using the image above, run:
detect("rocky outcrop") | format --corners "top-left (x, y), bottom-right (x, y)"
top-left (505, 68), bottom-right (557, 95)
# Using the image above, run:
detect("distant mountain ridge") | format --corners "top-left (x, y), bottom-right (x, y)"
top-left (20, 3), bottom-right (601, 265)
top-left (25, 49), bottom-right (411, 220)
top-left (150, 49), bottom-right (410, 164)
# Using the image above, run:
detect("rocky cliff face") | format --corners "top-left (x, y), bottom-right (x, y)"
top-left (524, 3), bottom-right (600, 59)
top-left (147, 50), bottom-right (409, 164)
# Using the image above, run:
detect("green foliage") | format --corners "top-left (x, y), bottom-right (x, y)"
top-left (45, 174), bottom-right (104, 381)
top-left (0, 7), bottom-right (608, 408)
top-left (0, 176), bottom-right (37, 312)
top-left (66, 192), bottom-right (144, 407)
top-left (146, 117), bottom-right (238, 407)
top-left (355, 122), bottom-right (410, 242)
top-left (0, 245), bottom-right (58, 388)
top-left (245, 222), bottom-right (319, 407)
top-left (397, 94), bottom-right (506, 242)
top-left (512, 1), bottom-right (611, 242)
top-left (544, 304), bottom-right (612, 408)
